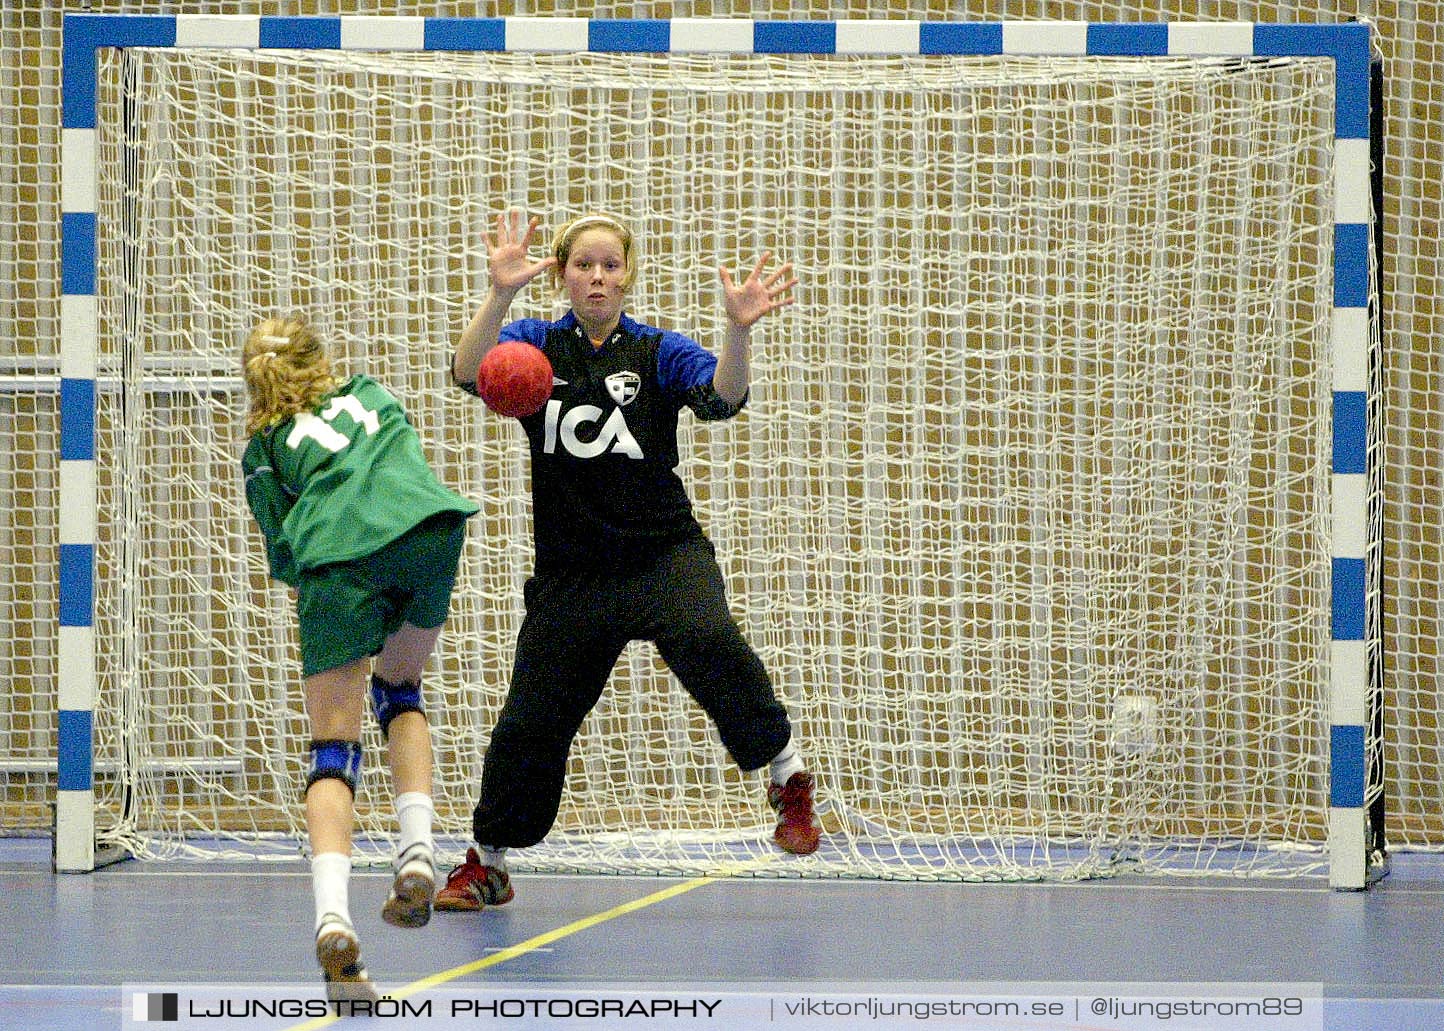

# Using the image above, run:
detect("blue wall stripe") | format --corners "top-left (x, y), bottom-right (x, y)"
top-left (919, 22), bottom-right (1003, 54)
top-left (1087, 23), bottom-right (1168, 56)
top-left (1332, 557), bottom-right (1366, 641)
top-left (754, 21), bottom-right (835, 54)
top-left (1329, 724), bottom-right (1365, 807)
top-left (61, 212), bottom-right (97, 296)
top-left (59, 379), bottom-right (96, 461)
top-left (423, 17), bottom-right (505, 52)
top-left (62, 15), bottom-right (177, 129)
top-left (59, 544), bottom-right (95, 629)
top-left (589, 19), bottom-right (670, 53)
top-left (1255, 22), bottom-right (1370, 139)
top-left (259, 16), bottom-right (342, 50)
top-left (1332, 390), bottom-right (1367, 476)
top-left (58, 710), bottom-right (94, 791)
top-left (1334, 222), bottom-right (1370, 308)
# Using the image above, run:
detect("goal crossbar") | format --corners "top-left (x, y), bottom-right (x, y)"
top-left (56, 14), bottom-right (1378, 888)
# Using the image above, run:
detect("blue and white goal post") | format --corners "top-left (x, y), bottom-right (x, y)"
top-left (57, 14), bottom-right (1382, 887)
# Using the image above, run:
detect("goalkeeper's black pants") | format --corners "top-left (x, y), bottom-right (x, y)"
top-left (471, 534), bottom-right (792, 849)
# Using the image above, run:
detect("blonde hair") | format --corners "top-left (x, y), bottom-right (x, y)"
top-left (549, 212), bottom-right (637, 295)
top-left (241, 315), bottom-right (338, 436)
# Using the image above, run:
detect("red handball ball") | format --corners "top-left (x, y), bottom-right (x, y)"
top-left (477, 342), bottom-right (553, 418)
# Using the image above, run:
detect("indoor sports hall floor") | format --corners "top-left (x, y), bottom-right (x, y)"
top-left (1, 836), bottom-right (1441, 1031)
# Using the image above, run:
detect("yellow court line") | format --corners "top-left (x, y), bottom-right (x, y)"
top-left (287, 860), bottom-right (766, 1031)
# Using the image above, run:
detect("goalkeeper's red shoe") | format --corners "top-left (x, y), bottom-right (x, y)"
top-left (433, 848), bottom-right (515, 912)
top-left (768, 772), bottom-right (821, 855)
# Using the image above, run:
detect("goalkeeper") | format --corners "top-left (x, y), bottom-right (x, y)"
top-left (438, 209), bottom-right (818, 914)
top-left (241, 315), bottom-right (478, 999)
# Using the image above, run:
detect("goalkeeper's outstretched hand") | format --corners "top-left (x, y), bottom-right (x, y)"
top-left (485, 209), bottom-right (556, 293)
top-left (718, 251), bottom-right (797, 329)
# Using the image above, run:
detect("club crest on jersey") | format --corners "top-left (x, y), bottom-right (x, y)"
top-left (605, 371), bottom-right (641, 407)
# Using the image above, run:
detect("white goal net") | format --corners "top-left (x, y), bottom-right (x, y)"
top-left (91, 45), bottom-right (1342, 879)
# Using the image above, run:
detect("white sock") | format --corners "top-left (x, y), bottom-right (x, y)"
top-left (311, 852), bottom-right (351, 930)
top-left (479, 845), bottom-right (508, 872)
top-left (768, 741), bottom-right (804, 787)
top-left (395, 791), bottom-right (435, 860)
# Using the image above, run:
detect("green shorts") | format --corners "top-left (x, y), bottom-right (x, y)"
top-left (295, 511), bottom-right (469, 677)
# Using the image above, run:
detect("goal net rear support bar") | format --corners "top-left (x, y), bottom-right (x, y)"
top-left (56, 15), bottom-right (1378, 888)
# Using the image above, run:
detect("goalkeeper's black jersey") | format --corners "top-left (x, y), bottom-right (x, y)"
top-left (492, 310), bottom-right (746, 573)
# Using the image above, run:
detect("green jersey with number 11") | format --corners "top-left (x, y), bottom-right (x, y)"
top-left (242, 374), bottom-right (477, 585)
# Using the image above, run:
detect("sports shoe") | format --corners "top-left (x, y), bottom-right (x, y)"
top-left (315, 913), bottom-right (379, 1004)
top-left (433, 847), bottom-right (515, 912)
top-left (768, 771), bottom-right (821, 855)
top-left (381, 843), bottom-right (435, 929)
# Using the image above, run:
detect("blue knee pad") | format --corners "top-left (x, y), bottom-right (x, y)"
top-left (370, 675), bottom-right (424, 739)
top-left (305, 740), bottom-right (362, 797)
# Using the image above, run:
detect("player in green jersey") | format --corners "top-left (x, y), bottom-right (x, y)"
top-left (241, 315), bottom-right (478, 1001)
